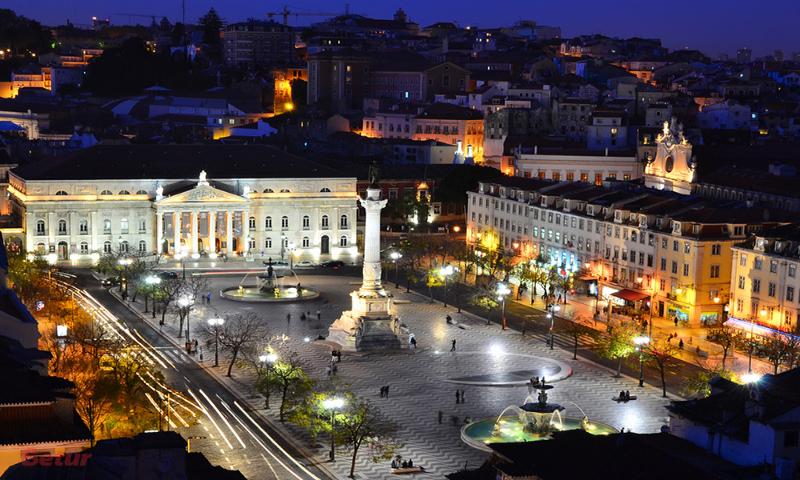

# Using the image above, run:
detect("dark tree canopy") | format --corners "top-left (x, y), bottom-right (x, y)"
top-left (0, 9), bottom-right (53, 55)
top-left (83, 37), bottom-right (213, 96)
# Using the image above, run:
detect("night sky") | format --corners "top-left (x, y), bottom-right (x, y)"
top-left (6, 0), bottom-right (800, 58)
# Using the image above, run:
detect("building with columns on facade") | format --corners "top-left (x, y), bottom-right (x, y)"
top-left (6, 145), bottom-right (359, 264)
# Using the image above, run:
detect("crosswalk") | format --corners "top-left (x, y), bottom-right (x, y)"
top-left (154, 346), bottom-right (195, 364)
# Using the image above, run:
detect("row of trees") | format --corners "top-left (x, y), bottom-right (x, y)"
top-left (708, 326), bottom-right (800, 374)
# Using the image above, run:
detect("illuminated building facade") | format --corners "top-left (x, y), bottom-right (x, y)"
top-left (7, 145), bottom-right (359, 265)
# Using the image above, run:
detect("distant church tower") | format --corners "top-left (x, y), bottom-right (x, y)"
top-left (644, 118), bottom-right (696, 195)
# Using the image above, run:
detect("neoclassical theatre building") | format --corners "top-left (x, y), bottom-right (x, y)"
top-left (8, 145), bottom-right (360, 263)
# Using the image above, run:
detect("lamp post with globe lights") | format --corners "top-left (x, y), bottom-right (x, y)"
top-left (547, 302), bottom-right (561, 349)
top-left (178, 295), bottom-right (195, 352)
top-left (207, 317), bottom-right (225, 367)
top-left (496, 282), bottom-right (511, 329)
top-left (389, 251), bottom-right (402, 288)
top-left (144, 275), bottom-right (161, 314)
top-left (633, 335), bottom-right (650, 387)
top-left (440, 264), bottom-right (455, 308)
top-left (322, 396), bottom-right (345, 461)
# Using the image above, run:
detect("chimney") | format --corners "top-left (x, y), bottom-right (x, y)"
top-left (534, 145), bottom-right (538, 155)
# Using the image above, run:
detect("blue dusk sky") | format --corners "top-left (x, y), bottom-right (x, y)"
top-left (7, 0), bottom-right (800, 58)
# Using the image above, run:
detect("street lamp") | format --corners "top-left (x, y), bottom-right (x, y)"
top-left (389, 251), bottom-right (402, 288)
top-left (633, 335), bottom-right (650, 387)
top-left (288, 241), bottom-right (296, 269)
top-left (321, 396), bottom-right (345, 461)
top-left (178, 295), bottom-right (194, 352)
top-left (440, 264), bottom-right (455, 308)
top-left (118, 257), bottom-right (133, 297)
top-left (207, 317), bottom-right (225, 367)
top-left (547, 303), bottom-right (561, 349)
top-left (496, 282), bottom-right (511, 329)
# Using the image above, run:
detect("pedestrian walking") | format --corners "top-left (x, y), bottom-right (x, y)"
top-left (674, 316), bottom-right (678, 327)
top-left (438, 410), bottom-right (443, 424)
top-left (679, 339), bottom-right (684, 349)
top-left (287, 313), bottom-right (291, 323)
top-left (460, 390), bottom-right (466, 403)
top-left (316, 310), bottom-right (321, 320)
top-left (451, 339), bottom-right (457, 352)
top-left (446, 314), bottom-right (453, 325)
top-left (207, 292), bottom-right (212, 304)
top-left (455, 390), bottom-right (461, 404)
top-left (410, 336), bottom-right (417, 349)
top-left (385, 385), bottom-right (389, 398)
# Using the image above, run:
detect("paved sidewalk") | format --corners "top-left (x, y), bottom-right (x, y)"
top-left (114, 275), bottom-right (674, 479)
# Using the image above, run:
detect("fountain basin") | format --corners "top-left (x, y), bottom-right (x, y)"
top-left (220, 285), bottom-right (319, 303)
top-left (461, 415), bottom-right (617, 452)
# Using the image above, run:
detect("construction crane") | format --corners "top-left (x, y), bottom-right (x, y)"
top-left (266, 5), bottom-right (346, 26)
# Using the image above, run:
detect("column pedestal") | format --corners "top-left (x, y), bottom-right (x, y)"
top-left (190, 211), bottom-right (199, 254)
top-left (208, 211), bottom-right (216, 254)
top-left (225, 211), bottom-right (233, 255)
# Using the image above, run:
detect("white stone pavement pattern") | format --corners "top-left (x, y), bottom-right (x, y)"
top-left (128, 274), bottom-right (675, 479)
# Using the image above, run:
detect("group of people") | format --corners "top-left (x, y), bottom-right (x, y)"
top-left (617, 390), bottom-right (634, 402)
top-left (391, 457), bottom-right (422, 471)
top-left (379, 385), bottom-right (391, 398)
top-left (455, 389), bottom-right (466, 404)
top-left (297, 310), bottom-right (323, 322)
top-left (201, 292), bottom-right (213, 304)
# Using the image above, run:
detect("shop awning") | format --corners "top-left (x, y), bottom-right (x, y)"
top-left (724, 317), bottom-right (800, 342)
top-left (610, 289), bottom-right (650, 302)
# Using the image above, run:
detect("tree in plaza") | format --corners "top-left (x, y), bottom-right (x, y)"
top-left (555, 271), bottom-right (574, 304)
top-left (255, 349), bottom-right (313, 422)
top-left (207, 312), bottom-right (269, 377)
top-left (561, 311), bottom-right (597, 360)
top-left (682, 365), bottom-right (738, 399)
top-left (6, 251), bottom-right (49, 307)
top-left (335, 394), bottom-right (400, 478)
top-left (761, 333), bottom-right (800, 374)
top-left (642, 337), bottom-right (679, 397)
top-left (72, 364), bottom-right (116, 446)
top-left (597, 321), bottom-right (638, 377)
top-left (706, 326), bottom-right (743, 369)
top-left (425, 268), bottom-right (444, 303)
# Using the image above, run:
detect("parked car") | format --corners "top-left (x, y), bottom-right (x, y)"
top-left (101, 277), bottom-right (119, 287)
top-left (294, 260), bottom-right (315, 269)
top-left (158, 271), bottom-right (179, 280)
top-left (319, 260), bottom-right (345, 269)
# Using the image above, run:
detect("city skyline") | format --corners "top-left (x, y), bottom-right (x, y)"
top-left (5, 0), bottom-right (800, 58)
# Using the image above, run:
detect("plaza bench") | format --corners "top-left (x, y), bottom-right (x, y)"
top-left (392, 466), bottom-right (425, 474)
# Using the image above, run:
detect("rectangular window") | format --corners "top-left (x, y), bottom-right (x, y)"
top-left (753, 279), bottom-right (761, 293)
top-left (683, 264), bottom-right (689, 276)
top-left (770, 260), bottom-right (778, 273)
top-left (671, 261), bottom-right (678, 274)
top-left (740, 254), bottom-right (748, 267)
top-left (711, 244), bottom-right (721, 255)
top-left (768, 282), bottom-right (776, 297)
top-left (684, 242), bottom-right (691, 254)
top-left (790, 264), bottom-right (797, 278)
top-left (710, 265), bottom-right (720, 278)
top-left (738, 276), bottom-right (745, 289)
top-left (788, 287), bottom-right (795, 302)
top-left (754, 257), bottom-right (763, 270)
top-left (673, 240), bottom-right (679, 252)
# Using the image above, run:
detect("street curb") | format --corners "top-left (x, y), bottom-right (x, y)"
top-left (108, 289), bottom-right (340, 480)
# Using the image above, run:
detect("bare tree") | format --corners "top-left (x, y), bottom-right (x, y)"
top-left (707, 326), bottom-right (743, 370)
top-left (156, 278), bottom-right (182, 325)
top-left (209, 312), bottom-right (269, 377)
top-left (643, 337), bottom-right (679, 398)
top-left (335, 394), bottom-right (400, 478)
top-left (762, 333), bottom-right (800, 374)
top-left (561, 311), bottom-right (597, 360)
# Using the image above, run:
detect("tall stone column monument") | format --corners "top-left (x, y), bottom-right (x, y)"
top-left (327, 185), bottom-right (408, 351)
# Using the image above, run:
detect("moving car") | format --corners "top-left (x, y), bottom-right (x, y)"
top-left (100, 277), bottom-right (119, 287)
top-left (158, 271), bottom-right (179, 280)
top-left (294, 260), bottom-right (316, 268)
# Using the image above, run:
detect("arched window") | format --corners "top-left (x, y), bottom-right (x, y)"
top-left (118, 190), bottom-right (130, 195)
top-left (339, 235), bottom-right (348, 247)
top-left (340, 215), bottom-right (348, 229)
top-left (35, 219), bottom-right (45, 235)
top-left (321, 215), bottom-right (329, 229)
top-left (103, 241), bottom-right (112, 254)
top-left (100, 190), bottom-right (112, 195)
top-left (120, 241), bottom-right (129, 253)
top-left (282, 237), bottom-right (289, 248)
top-left (265, 216), bottom-right (272, 230)
top-left (138, 240), bottom-right (147, 252)
top-left (248, 216), bottom-right (256, 229)
top-left (136, 189), bottom-right (148, 195)
top-left (263, 188), bottom-right (274, 193)
top-left (320, 187), bottom-right (331, 192)
top-left (57, 219), bottom-right (67, 235)
top-left (265, 237), bottom-right (272, 249)
top-left (302, 236), bottom-right (310, 248)
top-left (120, 218), bottom-right (129, 233)
top-left (55, 190), bottom-right (68, 196)
top-left (302, 215), bottom-right (310, 229)
top-left (281, 216), bottom-right (289, 229)
top-left (79, 242), bottom-right (89, 254)
top-left (139, 219), bottom-right (146, 233)
top-left (79, 219), bottom-right (88, 234)
top-left (280, 189), bottom-right (291, 193)
top-left (103, 219), bottom-right (111, 234)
